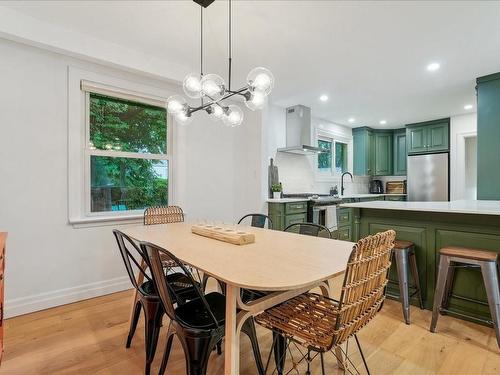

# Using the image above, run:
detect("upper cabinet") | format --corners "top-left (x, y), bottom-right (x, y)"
top-left (406, 119), bottom-right (449, 154)
top-left (374, 131), bottom-right (393, 175)
top-left (353, 127), bottom-right (394, 176)
top-left (393, 129), bottom-right (407, 175)
top-left (353, 127), bottom-right (374, 176)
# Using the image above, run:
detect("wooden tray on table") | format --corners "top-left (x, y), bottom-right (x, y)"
top-left (191, 224), bottom-right (255, 245)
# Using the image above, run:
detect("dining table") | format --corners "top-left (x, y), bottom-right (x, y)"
top-left (122, 222), bottom-right (354, 375)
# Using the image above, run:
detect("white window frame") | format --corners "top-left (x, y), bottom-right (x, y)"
top-left (68, 67), bottom-right (176, 226)
top-left (315, 129), bottom-right (352, 182)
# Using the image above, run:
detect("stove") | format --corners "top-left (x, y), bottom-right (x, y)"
top-left (283, 193), bottom-right (341, 231)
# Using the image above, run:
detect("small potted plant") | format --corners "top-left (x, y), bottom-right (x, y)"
top-left (271, 183), bottom-right (282, 199)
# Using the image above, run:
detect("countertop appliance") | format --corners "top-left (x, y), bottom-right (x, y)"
top-left (407, 152), bottom-right (449, 201)
top-left (369, 180), bottom-right (384, 194)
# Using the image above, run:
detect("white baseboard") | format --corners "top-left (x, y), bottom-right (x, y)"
top-left (5, 276), bottom-right (131, 319)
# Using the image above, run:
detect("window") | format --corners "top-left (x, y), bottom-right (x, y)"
top-left (87, 93), bottom-right (169, 213)
top-left (317, 137), bottom-right (348, 175)
top-left (318, 139), bottom-right (332, 171)
top-left (335, 142), bottom-right (348, 174)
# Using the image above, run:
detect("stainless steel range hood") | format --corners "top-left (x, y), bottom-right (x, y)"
top-left (277, 105), bottom-right (326, 154)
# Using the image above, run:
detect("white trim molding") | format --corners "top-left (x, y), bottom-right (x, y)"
top-left (5, 276), bottom-right (132, 318)
top-left (67, 66), bottom-right (176, 226)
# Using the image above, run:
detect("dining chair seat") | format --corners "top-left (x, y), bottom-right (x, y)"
top-left (139, 273), bottom-right (200, 303)
top-left (175, 292), bottom-right (227, 329)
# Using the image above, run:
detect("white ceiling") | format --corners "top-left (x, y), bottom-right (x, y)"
top-left (5, 0), bottom-right (500, 128)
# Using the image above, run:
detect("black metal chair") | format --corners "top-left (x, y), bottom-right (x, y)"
top-left (141, 241), bottom-right (265, 375)
top-left (113, 230), bottom-right (198, 375)
top-left (284, 222), bottom-right (332, 239)
top-left (237, 213), bottom-right (273, 229)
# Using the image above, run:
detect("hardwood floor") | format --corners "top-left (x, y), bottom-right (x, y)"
top-left (2, 277), bottom-right (499, 374)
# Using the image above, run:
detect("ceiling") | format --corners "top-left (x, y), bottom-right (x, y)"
top-left (5, 0), bottom-right (500, 128)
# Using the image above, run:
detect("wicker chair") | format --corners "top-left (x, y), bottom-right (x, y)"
top-left (255, 230), bottom-right (395, 375)
top-left (144, 205), bottom-right (184, 225)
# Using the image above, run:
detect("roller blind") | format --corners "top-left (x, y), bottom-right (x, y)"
top-left (80, 80), bottom-right (166, 108)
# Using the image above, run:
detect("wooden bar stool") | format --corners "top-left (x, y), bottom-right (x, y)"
top-left (430, 247), bottom-right (500, 348)
top-left (387, 240), bottom-right (424, 324)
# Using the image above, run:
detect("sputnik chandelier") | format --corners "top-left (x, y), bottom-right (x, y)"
top-left (166, 0), bottom-right (275, 127)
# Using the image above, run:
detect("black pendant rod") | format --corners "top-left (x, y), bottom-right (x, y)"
top-left (200, 6), bottom-right (203, 76)
top-left (228, 0), bottom-right (232, 91)
top-left (200, 5), bottom-right (204, 106)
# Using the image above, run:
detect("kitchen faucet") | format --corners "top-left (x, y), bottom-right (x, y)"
top-left (341, 171), bottom-right (353, 196)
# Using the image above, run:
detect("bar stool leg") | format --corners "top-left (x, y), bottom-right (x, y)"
top-left (430, 255), bottom-right (451, 333)
top-left (442, 264), bottom-right (456, 310)
top-left (480, 261), bottom-right (500, 348)
top-left (409, 248), bottom-right (424, 309)
top-left (395, 248), bottom-right (411, 324)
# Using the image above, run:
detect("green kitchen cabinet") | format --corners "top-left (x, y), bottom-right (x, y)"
top-left (393, 128), bottom-right (407, 175)
top-left (406, 119), bottom-right (449, 154)
top-left (477, 72), bottom-right (500, 200)
top-left (351, 207), bottom-right (500, 323)
top-left (374, 131), bottom-right (393, 175)
top-left (268, 201), bottom-right (307, 231)
top-left (336, 207), bottom-right (353, 241)
top-left (353, 127), bottom-right (375, 176)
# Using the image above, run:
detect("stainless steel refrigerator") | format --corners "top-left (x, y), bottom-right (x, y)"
top-left (407, 153), bottom-right (449, 201)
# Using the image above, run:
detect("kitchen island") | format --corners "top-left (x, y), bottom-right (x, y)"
top-left (340, 199), bottom-right (500, 324)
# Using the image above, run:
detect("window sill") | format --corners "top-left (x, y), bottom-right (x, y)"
top-left (69, 213), bottom-right (144, 228)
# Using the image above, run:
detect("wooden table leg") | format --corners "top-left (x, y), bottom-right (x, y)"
top-left (225, 284), bottom-right (240, 375)
top-left (128, 259), bottom-right (146, 325)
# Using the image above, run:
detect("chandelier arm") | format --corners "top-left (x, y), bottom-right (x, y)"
top-left (188, 86), bottom-right (249, 114)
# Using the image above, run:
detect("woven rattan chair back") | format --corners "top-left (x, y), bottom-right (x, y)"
top-left (284, 222), bottom-right (332, 239)
top-left (143, 205), bottom-right (184, 225)
top-left (331, 229), bottom-right (395, 347)
top-left (237, 213), bottom-right (273, 229)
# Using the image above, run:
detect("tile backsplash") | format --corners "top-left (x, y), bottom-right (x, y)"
top-left (274, 152), bottom-right (405, 195)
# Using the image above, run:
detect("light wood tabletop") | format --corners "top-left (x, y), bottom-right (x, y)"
top-left (121, 222), bottom-right (354, 375)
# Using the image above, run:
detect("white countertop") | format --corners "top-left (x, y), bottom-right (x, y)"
top-left (267, 193), bottom-right (406, 203)
top-left (339, 200), bottom-right (500, 216)
top-left (267, 198), bottom-right (309, 203)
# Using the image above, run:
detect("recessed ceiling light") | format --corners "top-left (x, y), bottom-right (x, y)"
top-left (348, 118), bottom-right (355, 123)
top-left (379, 120), bottom-right (387, 125)
top-left (319, 95), bottom-right (328, 102)
top-left (427, 62), bottom-right (440, 72)
top-left (464, 104), bottom-right (473, 110)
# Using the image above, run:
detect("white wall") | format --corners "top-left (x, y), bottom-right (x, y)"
top-left (450, 113), bottom-right (477, 200)
top-left (0, 38), bottom-right (264, 317)
top-left (262, 104), bottom-right (369, 195)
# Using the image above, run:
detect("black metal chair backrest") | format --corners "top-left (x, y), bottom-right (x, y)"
top-left (113, 230), bottom-right (152, 291)
top-left (141, 241), bottom-right (220, 327)
top-left (284, 222), bottom-right (332, 239)
top-left (238, 213), bottom-right (273, 229)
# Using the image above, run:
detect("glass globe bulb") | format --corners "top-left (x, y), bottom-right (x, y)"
top-left (175, 108), bottom-right (193, 125)
top-left (207, 104), bottom-right (225, 121)
top-left (247, 67), bottom-right (274, 95)
top-left (183, 73), bottom-right (203, 99)
top-left (245, 90), bottom-right (268, 111)
top-left (222, 105), bottom-right (244, 127)
top-left (201, 74), bottom-right (225, 101)
top-left (166, 95), bottom-right (187, 115)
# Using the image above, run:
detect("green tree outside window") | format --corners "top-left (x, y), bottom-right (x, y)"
top-left (318, 139), bottom-right (332, 170)
top-left (89, 93), bottom-right (168, 212)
